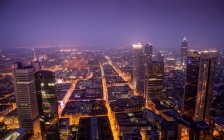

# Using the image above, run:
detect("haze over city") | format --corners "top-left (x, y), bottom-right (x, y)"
top-left (1, 1), bottom-right (224, 140)
top-left (1, 0), bottom-right (224, 49)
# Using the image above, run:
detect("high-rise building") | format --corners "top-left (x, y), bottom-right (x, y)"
top-left (180, 37), bottom-right (188, 66)
top-left (194, 51), bottom-right (217, 124)
top-left (184, 50), bottom-right (217, 125)
top-left (144, 43), bottom-right (153, 62)
top-left (32, 61), bottom-right (42, 72)
top-left (184, 50), bottom-right (201, 119)
top-left (144, 61), bottom-right (164, 101)
top-left (12, 62), bottom-right (41, 137)
top-left (132, 42), bottom-right (143, 89)
top-left (35, 70), bottom-right (60, 140)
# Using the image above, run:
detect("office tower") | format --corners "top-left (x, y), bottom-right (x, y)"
top-left (144, 43), bottom-right (153, 62)
top-left (35, 70), bottom-right (60, 140)
top-left (194, 51), bottom-right (217, 124)
top-left (183, 50), bottom-right (201, 119)
top-left (144, 61), bottom-right (164, 101)
top-left (132, 42), bottom-right (143, 89)
top-left (180, 37), bottom-right (188, 66)
top-left (12, 62), bottom-right (41, 137)
top-left (184, 50), bottom-right (217, 124)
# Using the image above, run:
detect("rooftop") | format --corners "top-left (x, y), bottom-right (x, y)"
top-left (2, 128), bottom-right (27, 140)
top-left (116, 112), bottom-right (151, 127)
top-left (195, 121), bottom-right (210, 130)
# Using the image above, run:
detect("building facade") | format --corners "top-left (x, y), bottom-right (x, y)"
top-left (184, 50), bottom-right (217, 125)
top-left (144, 61), bottom-right (164, 101)
top-left (132, 42), bottom-right (144, 90)
top-left (35, 70), bottom-right (60, 140)
top-left (194, 51), bottom-right (218, 124)
top-left (12, 62), bottom-right (41, 138)
top-left (184, 50), bottom-right (201, 119)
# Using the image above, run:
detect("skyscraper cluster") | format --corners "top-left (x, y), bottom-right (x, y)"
top-left (6, 37), bottom-right (220, 140)
top-left (12, 61), bottom-right (59, 140)
top-left (132, 42), bottom-right (164, 102)
top-left (141, 38), bottom-right (219, 139)
top-left (132, 42), bottom-right (157, 95)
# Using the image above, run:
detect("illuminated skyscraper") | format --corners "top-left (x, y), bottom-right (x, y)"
top-left (12, 62), bottom-right (41, 138)
top-left (184, 50), bottom-right (201, 119)
top-left (194, 51), bottom-right (217, 124)
top-left (35, 70), bottom-right (60, 140)
top-left (144, 61), bottom-right (164, 101)
top-left (180, 37), bottom-right (188, 66)
top-left (144, 43), bottom-right (153, 62)
top-left (132, 42), bottom-right (143, 89)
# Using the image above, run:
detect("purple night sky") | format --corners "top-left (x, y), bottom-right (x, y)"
top-left (0, 0), bottom-right (224, 49)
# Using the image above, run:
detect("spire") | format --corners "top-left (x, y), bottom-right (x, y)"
top-left (33, 48), bottom-right (37, 61)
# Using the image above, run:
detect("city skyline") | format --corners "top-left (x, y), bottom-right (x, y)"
top-left (0, 0), bottom-right (224, 49)
top-left (1, 1), bottom-right (224, 139)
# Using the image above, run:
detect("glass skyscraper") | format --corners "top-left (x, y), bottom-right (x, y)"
top-left (184, 50), bottom-right (201, 119)
top-left (35, 70), bottom-right (60, 140)
top-left (184, 50), bottom-right (217, 125)
top-left (194, 51), bottom-right (217, 124)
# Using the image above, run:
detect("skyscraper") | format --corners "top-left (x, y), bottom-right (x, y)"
top-left (194, 51), bottom-right (217, 124)
top-left (180, 37), bottom-right (188, 66)
top-left (132, 42), bottom-right (143, 89)
top-left (144, 43), bottom-right (153, 62)
top-left (144, 61), bottom-right (164, 101)
top-left (12, 62), bottom-right (41, 138)
top-left (35, 70), bottom-right (60, 140)
top-left (32, 61), bottom-right (42, 72)
top-left (184, 50), bottom-right (217, 125)
top-left (183, 50), bottom-right (201, 119)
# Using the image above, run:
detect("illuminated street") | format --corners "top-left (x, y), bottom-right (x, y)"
top-left (58, 80), bottom-right (78, 117)
top-left (1, 1), bottom-right (223, 139)
top-left (105, 55), bottom-right (139, 96)
top-left (100, 61), bottom-right (119, 140)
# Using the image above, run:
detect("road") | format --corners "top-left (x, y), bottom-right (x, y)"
top-left (104, 55), bottom-right (139, 96)
top-left (58, 72), bottom-right (93, 117)
top-left (58, 80), bottom-right (78, 117)
top-left (0, 93), bottom-right (15, 101)
top-left (100, 62), bottom-right (119, 140)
